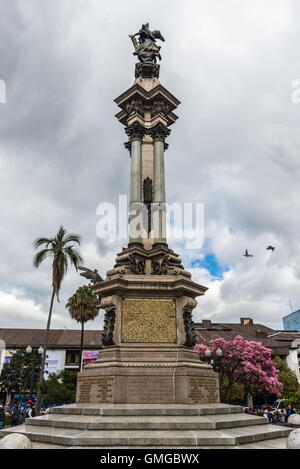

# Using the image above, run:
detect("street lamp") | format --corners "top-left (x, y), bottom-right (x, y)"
top-left (203, 347), bottom-right (223, 372)
top-left (26, 346), bottom-right (44, 401)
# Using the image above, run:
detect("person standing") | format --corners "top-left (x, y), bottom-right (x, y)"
top-left (31, 405), bottom-right (36, 418)
top-left (287, 405), bottom-right (295, 419)
top-left (0, 406), bottom-right (6, 429)
top-left (45, 405), bottom-right (52, 415)
top-left (23, 401), bottom-right (34, 419)
top-left (4, 404), bottom-right (11, 416)
top-left (11, 407), bottom-right (20, 427)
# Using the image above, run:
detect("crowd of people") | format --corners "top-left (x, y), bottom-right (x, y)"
top-left (0, 401), bottom-right (54, 428)
top-left (1, 399), bottom-right (299, 429)
top-left (244, 405), bottom-right (297, 424)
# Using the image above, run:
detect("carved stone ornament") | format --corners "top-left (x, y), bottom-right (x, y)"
top-left (151, 100), bottom-right (170, 118)
top-left (125, 121), bottom-right (147, 141)
top-left (143, 177), bottom-right (153, 204)
top-left (102, 310), bottom-right (116, 347)
top-left (135, 62), bottom-right (160, 79)
top-left (143, 177), bottom-right (153, 234)
top-left (124, 141), bottom-right (132, 152)
top-left (151, 255), bottom-right (169, 275)
top-left (100, 296), bottom-right (117, 310)
top-left (125, 99), bottom-right (144, 118)
top-left (183, 310), bottom-right (197, 348)
top-left (129, 254), bottom-right (146, 274)
top-left (149, 122), bottom-right (171, 141)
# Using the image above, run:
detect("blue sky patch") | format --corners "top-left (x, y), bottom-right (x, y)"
top-left (191, 253), bottom-right (229, 280)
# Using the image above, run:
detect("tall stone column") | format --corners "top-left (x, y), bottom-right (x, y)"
top-left (150, 123), bottom-right (171, 247)
top-left (130, 139), bottom-right (142, 204)
top-left (125, 122), bottom-right (146, 247)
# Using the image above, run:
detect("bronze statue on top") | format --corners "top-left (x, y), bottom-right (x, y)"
top-left (129, 23), bottom-right (165, 79)
top-left (130, 23), bottom-right (165, 64)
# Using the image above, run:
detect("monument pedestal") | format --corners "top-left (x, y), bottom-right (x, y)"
top-left (77, 345), bottom-right (219, 405)
top-left (76, 245), bottom-right (220, 405)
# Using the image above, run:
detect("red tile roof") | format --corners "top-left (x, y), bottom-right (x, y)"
top-left (194, 320), bottom-right (300, 356)
top-left (0, 329), bottom-right (102, 349)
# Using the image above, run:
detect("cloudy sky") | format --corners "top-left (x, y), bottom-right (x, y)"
top-left (1, 0), bottom-right (300, 331)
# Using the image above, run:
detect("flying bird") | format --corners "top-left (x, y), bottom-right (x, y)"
top-left (266, 246), bottom-right (275, 252)
top-left (243, 249), bottom-right (253, 258)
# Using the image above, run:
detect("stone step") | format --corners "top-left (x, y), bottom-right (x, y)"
top-left (0, 423), bottom-right (292, 447)
top-left (25, 413), bottom-right (268, 431)
top-left (0, 430), bottom-right (289, 450)
top-left (237, 437), bottom-right (288, 449)
top-left (27, 436), bottom-right (288, 449)
top-left (51, 403), bottom-right (244, 417)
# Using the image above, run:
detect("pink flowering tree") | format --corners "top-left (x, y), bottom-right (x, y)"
top-left (194, 335), bottom-right (283, 406)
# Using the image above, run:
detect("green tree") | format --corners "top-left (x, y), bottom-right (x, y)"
top-left (59, 369), bottom-right (78, 392)
top-left (40, 370), bottom-right (77, 405)
top-left (219, 378), bottom-right (245, 404)
top-left (33, 226), bottom-right (83, 413)
top-left (66, 285), bottom-right (99, 371)
top-left (0, 350), bottom-right (42, 405)
top-left (273, 356), bottom-right (299, 399)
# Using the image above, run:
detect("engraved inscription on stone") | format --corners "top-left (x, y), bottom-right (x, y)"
top-left (122, 298), bottom-right (177, 343)
top-left (188, 377), bottom-right (218, 404)
top-left (128, 378), bottom-right (173, 403)
top-left (77, 377), bottom-right (113, 404)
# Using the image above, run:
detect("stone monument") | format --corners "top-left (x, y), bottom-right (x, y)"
top-left (76, 24), bottom-right (220, 405)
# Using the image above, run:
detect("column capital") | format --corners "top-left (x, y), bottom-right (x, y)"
top-left (125, 121), bottom-right (147, 141)
top-left (149, 122), bottom-right (171, 142)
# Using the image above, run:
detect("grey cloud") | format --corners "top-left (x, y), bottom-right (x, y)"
top-left (1, 0), bottom-right (300, 330)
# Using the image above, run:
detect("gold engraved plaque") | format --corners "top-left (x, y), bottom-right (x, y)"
top-left (122, 298), bottom-right (177, 343)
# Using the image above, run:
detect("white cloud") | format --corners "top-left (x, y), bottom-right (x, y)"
top-left (0, 288), bottom-right (47, 328)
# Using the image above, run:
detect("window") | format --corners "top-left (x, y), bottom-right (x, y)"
top-left (65, 350), bottom-right (80, 366)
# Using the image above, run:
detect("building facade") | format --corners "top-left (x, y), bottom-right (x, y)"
top-left (0, 329), bottom-right (102, 375)
top-left (195, 318), bottom-right (300, 382)
top-left (283, 309), bottom-right (300, 333)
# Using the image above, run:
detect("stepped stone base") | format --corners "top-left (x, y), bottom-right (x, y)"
top-left (76, 346), bottom-right (219, 405)
top-left (0, 404), bottom-right (293, 449)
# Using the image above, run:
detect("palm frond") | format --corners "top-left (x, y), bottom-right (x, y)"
top-left (64, 247), bottom-right (84, 270)
top-left (33, 237), bottom-right (53, 250)
top-left (57, 226), bottom-right (67, 242)
top-left (33, 249), bottom-right (52, 268)
top-left (63, 234), bottom-right (81, 246)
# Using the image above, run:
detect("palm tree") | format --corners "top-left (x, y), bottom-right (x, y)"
top-left (33, 226), bottom-right (83, 414)
top-left (66, 286), bottom-right (99, 372)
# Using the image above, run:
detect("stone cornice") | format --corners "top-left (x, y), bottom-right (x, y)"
top-left (115, 83), bottom-right (181, 111)
top-left (91, 276), bottom-right (208, 299)
top-left (84, 361), bottom-right (211, 370)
